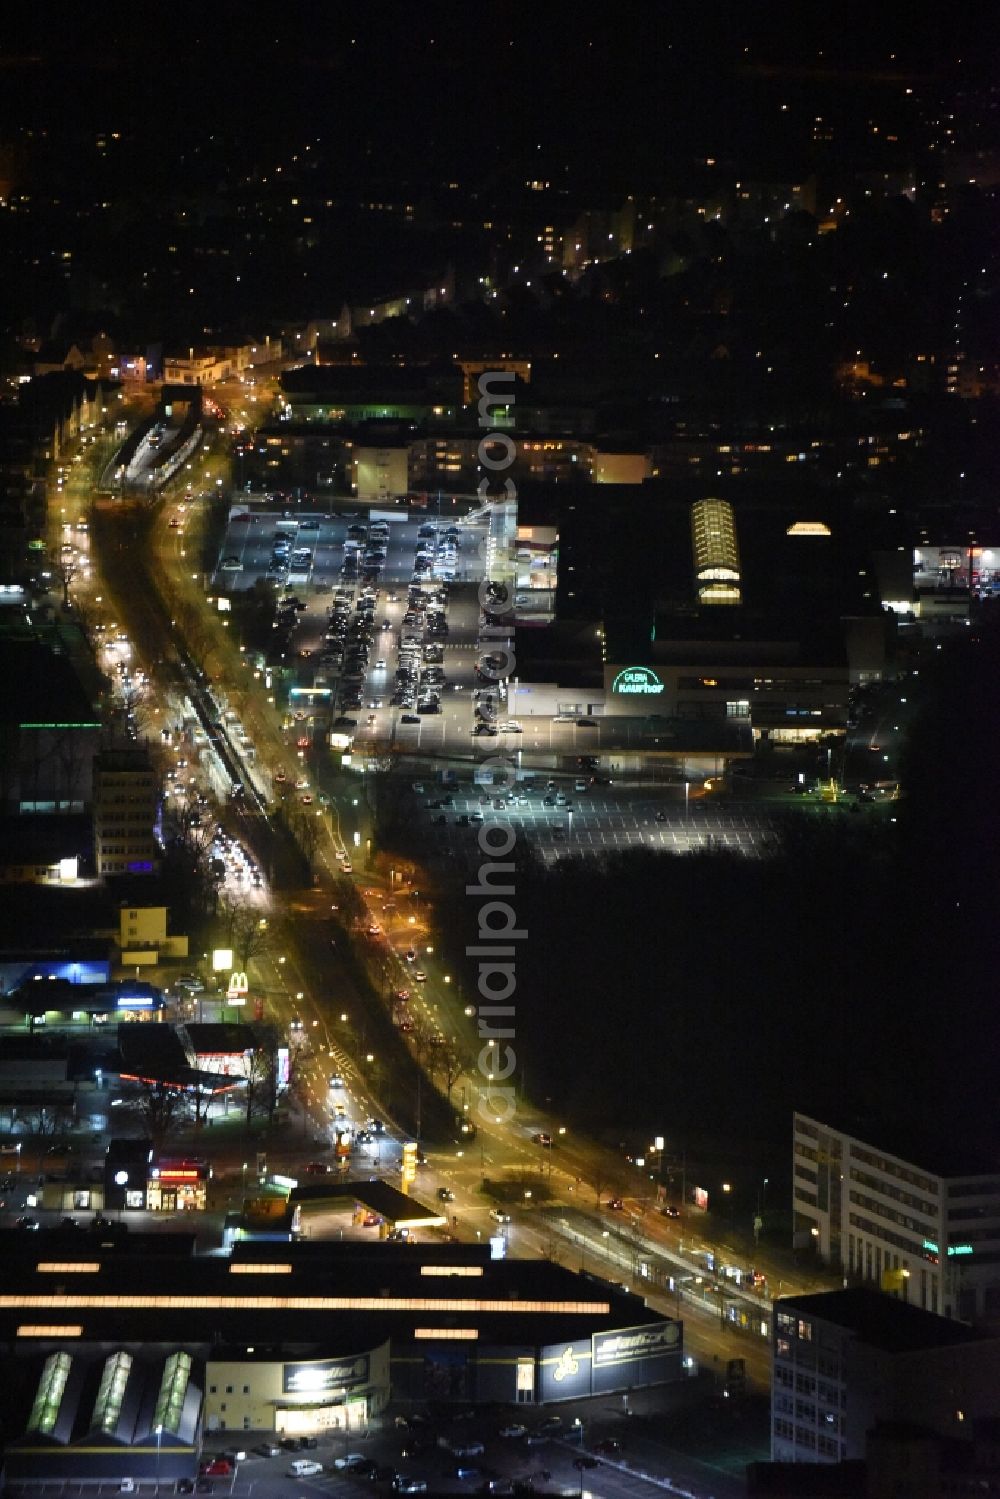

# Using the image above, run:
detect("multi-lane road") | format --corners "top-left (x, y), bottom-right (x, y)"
top-left (80, 472), bottom-right (843, 1411)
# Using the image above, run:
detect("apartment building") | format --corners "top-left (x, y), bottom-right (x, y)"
top-left (793, 1112), bottom-right (1000, 1325)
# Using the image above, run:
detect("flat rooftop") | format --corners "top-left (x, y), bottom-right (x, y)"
top-left (0, 1237), bottom-right (661, 1352)
top-left (777, 1288), bottom-right (986, 1354)
top-left (288, 1178), bottom-right (447, 1228)
top-left (795, 1109), bottom-right (1000, 1181)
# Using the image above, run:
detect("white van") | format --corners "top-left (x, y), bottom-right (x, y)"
top-left (289, 1459), bottom-right (324, 1477)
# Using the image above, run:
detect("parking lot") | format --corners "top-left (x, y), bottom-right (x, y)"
top-left (414, 780), bottom-right (781, 864)
top-left (211, 505), bottom-right (508, 764)
top-left (185, 1390), bottom-right (749, 1499)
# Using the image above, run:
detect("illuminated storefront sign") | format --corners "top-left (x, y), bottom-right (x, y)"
top-left (612, 666), bottom-right (665, 696)
top-left (401, 1142), bottom-right (417, 1189)
top-left (283, 1355), bottom-right (370, 1395)
top-left (592, 1320), bottom-right (680, 1368)
top-left (227, 971), bottom-right (249, 1005)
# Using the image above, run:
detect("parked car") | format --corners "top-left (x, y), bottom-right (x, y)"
top-left (334, 1453), bottom-right (369, 1470)
top-left (288, 1459), bottom-right (323, 1478)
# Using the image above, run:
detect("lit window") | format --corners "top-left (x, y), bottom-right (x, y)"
top-left (419, 1266), bottom-right (484, 1277)
top-left (414, 1328), bottom-right (478, 1340)
top-left (36, 1263), bottom-right (101, 1274)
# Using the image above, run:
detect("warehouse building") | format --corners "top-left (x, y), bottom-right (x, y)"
top-left (0, 1233), bottom-right (682, 1481)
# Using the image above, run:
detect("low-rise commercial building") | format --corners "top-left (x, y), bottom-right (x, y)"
top-left (0, 1234), bottom-right (683, 1482)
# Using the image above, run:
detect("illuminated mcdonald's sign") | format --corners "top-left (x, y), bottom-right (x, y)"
top-left (612, 666), bottom-right (665, 696)
top-left (227, 972), bottom-right (249, 1005)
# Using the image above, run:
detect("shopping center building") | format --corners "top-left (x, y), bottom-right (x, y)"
top-left (510, 487), bottom-right (895, 761)
top-left (0, 1232), bottom-right (683, 1481)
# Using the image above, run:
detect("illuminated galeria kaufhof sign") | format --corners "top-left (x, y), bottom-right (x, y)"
top-left (612, 666), bottom-right (665, 696)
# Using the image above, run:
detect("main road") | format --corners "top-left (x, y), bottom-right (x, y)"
top-left (88, 471), bottom-right (839, 1399)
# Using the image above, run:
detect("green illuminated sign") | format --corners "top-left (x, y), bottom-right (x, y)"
top-left (923, 1239), bottom-right (973, 1258)
top-left (612, 666), bottom-right (665, 696)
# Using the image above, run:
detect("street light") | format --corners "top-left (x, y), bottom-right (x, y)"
top-left (114, 1169), bottom-right (129, 1222)
top-left (155, 1422), bottom-right (163, 1491)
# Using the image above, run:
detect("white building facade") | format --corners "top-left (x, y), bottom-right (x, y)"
top-left (793, 1112), bottom-right (1000, 1325)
